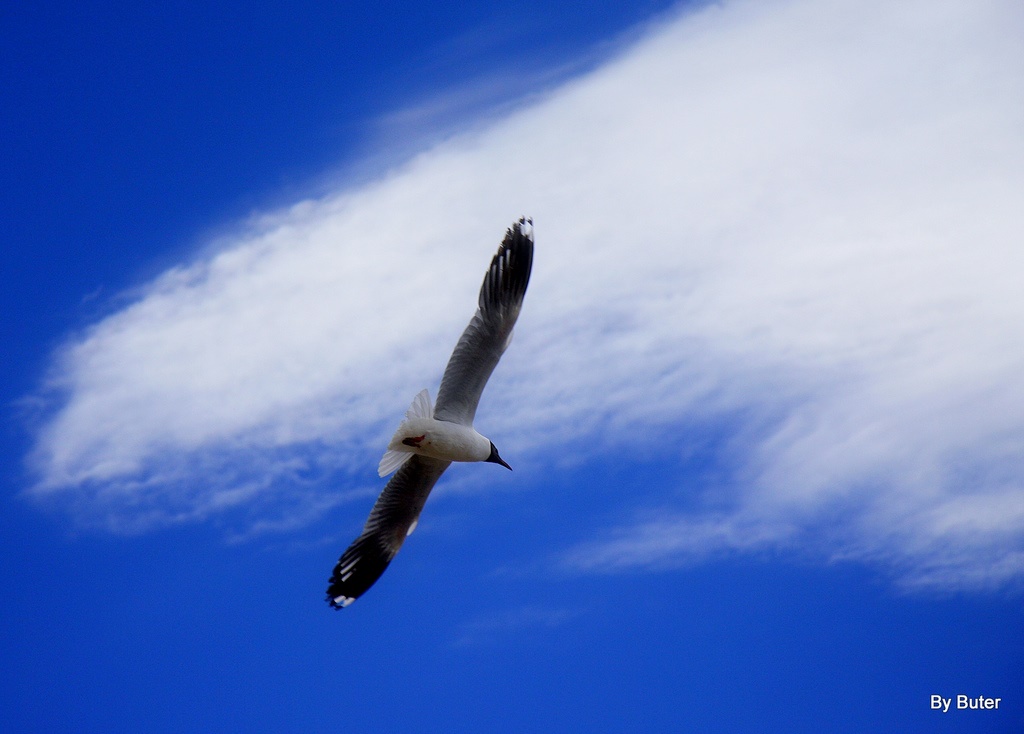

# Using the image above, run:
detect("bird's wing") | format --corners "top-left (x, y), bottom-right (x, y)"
top-left (433, 218), bottom-right (534, 426)
top-left (326, 455), bottom-right (451, 608)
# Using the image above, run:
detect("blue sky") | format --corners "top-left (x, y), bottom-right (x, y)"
top-left (3, 0), bottom-right (1023, 731)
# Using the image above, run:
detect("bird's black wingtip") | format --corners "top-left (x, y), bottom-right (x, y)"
top-left (327, 593), bottom-right (355, 609)
top-left (481, 217), bottom-right (534, 313)
top-left (511, 216), bottom-right (534, 241)
top-left (325, 535), bottom-right (396, 610)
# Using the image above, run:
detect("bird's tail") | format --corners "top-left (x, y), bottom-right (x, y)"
top-left (377, 389), bottom-right (434, 477)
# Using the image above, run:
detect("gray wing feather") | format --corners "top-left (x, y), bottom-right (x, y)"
top-left (433, 218), bottom-right (534, 425)
top-left (326, 455), bottom-right (451, 607)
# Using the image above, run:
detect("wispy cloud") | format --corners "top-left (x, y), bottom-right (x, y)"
top-left (452, 605), bottom-right (580, 648)
top-left (27, 0), bottom-right (1024, 588)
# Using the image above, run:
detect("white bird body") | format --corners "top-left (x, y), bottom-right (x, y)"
top-left (378, 389), bottom-right (495, 474)
top-left (387, 418), bottom-right (492, 463)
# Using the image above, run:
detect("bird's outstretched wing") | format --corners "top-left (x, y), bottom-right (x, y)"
top-left (433, 217), bottom-right (534, 426)
top-left (326, 455), bottom-right (451, 608)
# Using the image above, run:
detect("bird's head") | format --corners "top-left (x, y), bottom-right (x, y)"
top-left (486, 441), bottom-right (512, 470)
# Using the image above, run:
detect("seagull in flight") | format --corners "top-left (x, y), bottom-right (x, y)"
top-left (327, 218), bottom-right (534, 608)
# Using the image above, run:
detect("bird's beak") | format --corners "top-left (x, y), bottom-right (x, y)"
top-left (487, 442), bottom-right (512, 471)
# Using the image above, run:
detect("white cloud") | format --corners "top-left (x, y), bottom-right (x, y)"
top-left (27, 0), bottom-right (1024, 587)
top-left (452, 605), bottom-right (580, 648)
